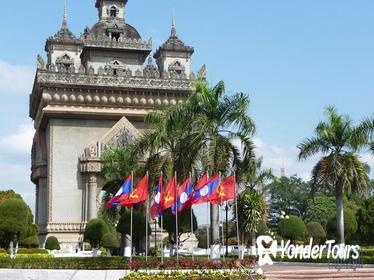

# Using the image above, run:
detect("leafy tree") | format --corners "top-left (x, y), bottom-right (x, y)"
top-left (84, 218), bottom-right (109, 248)
top-left (0, 199), bottom-right (31, 248)
top-left (305, 196), bottom-right (336, 229)
top-left (356, 197), bottom-right (374, 244)
top-left (268, 176), bottom-right (311, 217)
top-left (45, 236), bottom-right (60, 251)
top-left (306, 222), bottom-right (326, 244)
top-left (298, 107), bottom-right (370, 243)
top-left (101, 233), bottom-right (120, 251)
top-left (277, 215), bottom-right (308, 242)
top-left (0, 190), bottom-right (38, 249)
top-left (116, 208), bottom-right (151, 253)
top-left (235, 189), bottom-right (267, 247)
top-left (161, 209), bottom-right (198, 250)
top-left (327, 208), bottom-right (358, 242)
top-left (19, 235), bottom-right (39, 248)
top-left (0, 190), bottom-right (22, 204)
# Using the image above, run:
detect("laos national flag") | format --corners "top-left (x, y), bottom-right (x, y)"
top-left (105, 175), bottom-right (132, 209)
top-left (191, 174), bottom-right (220, 205)
top-left (151, 175), bottom-right (163, 219)
top-left (172, 178), bottom-right (193, 214)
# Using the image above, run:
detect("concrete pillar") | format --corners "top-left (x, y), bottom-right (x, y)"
top-left (35, 185), bottom-right (39, 224)
top-left (87, 174), bottom-right (98, 221)
top-left (38, 178), bottom-right (48, 225)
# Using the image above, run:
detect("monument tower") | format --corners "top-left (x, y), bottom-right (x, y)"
top-left (30, 0), bottom-right (199, 249)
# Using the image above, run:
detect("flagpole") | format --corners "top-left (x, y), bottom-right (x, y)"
top-left (145, 172), bottom-right (149, 264)
top-left (206, 201), bottom-right (210, 260)
top-left (160, 171), bottom-right (164, 265)
top-left (206, 170), bottom-right (210, 261)
top-left (175, 172), bottom-right (179, 262)
top-left (234, 172), bottom-right (241, 260)
top-left (190, 171), bottom-right (194, 262)
top-left (130, 171), bottom-right (134, 263)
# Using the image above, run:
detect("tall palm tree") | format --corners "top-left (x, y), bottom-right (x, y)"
top-left (357, 117), bottom-right (374, 155)
top-left (136, 80), bottom-right (256, 258)
top-left (298, 107), bottom-right (370, 243)
top-left (173, 81), bottom-right (255, 258)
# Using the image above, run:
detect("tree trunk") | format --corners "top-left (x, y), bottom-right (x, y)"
top-left (336, 185), bottom-right (345, 244)
top-left (210, 204), bottom-right (221, 259)
top-left (250, 232), bottom-right (256, 255)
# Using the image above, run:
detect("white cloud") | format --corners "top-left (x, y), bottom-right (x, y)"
top-left (251, 137), bottom-right (319, 181)
top-left (0, 123), bottom-right (34, 155)
top-left (252, 138), bottom-right (374, 180)
top-left (0, 123), bottom-right (35, 215)
top-left (0, 60), bottom-right (34, 95)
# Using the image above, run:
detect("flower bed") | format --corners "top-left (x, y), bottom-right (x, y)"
top-left (121, 271), bottom-right (264, 280)
top-left (0, 257), bottom-right (256, 270)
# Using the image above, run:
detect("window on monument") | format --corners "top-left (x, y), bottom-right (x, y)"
top-left (113, 69), bottom-right (117, 76)
top-left (110, 6), bottom-right (117, 18)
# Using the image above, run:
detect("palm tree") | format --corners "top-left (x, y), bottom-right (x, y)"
top-left (238, 157), bottom-right (275, 195)
top-left (357, 117), bottom-right (374, 155)
top-left (235, 189), bottom-right (267, 254)
top-left (136, 80), bottom-right (256, 258)
top-left (173, 81), bottom-right (255, 258)
top-left (298, 106), bottom-right (370, 243)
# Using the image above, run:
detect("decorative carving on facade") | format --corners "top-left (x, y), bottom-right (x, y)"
top-left (37, 55), bottom-right (46, 70)
top-left (83, 37), bottom-right (152, 51)
top-left (40, 223), bottom-right (87, 234)
top-left (197, 64), bottom-right (207, 80)
top-left (80, 116), bottom-right (141, 174)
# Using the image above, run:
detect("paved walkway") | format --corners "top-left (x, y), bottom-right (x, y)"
top-left (263, 263), bottom-right (374, 279)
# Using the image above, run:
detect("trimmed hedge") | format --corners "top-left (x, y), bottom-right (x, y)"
top-left (17, 248), bottom-right (48, 255)
top-left (45, 236), bottom-right (60, 251)
top-left (0, 249), bottom-right (6, 254)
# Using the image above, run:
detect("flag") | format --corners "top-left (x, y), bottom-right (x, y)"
top-left (208, 175), bottom-right (236, 205)
top-left (120, 174), bottom-right (149, 207)
top-left (195, 173), bottom-right (209, 190)
top-left (191, 174), bottom-right (220, 205)
top-left (172, 178), bottom-right (193, 214)
top-left (151, 175), bottom-right (163, 219)
top-left (105, 175), bottom-right (132, 209)
top-left (161, 176), bottom-right (178, 211)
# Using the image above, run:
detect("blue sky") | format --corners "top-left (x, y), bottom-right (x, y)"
top-left (0, 0), bottom-right (374, 218)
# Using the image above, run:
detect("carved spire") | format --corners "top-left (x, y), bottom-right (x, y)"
top-left (171, 15), bottom-right (176, 37)
top-left (62, 0), bottom-right (68, 29)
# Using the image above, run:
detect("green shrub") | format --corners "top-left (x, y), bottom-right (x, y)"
top-left (227, 237), bottom-right (238, 246)
top-left (277, 215), bottom-right (307, 241)
top-left (45, 236), bottom-right (60, 251)
top-left (149, 246), bottom-right (160, 257)
top-left (327, 209), bottom-right (358, 242)
top-left (17, 248), bottom-right (48, 254)
top-left (0, 249), bottom-right (7, 254)
top-left (20, 235), bottom-right (39, 248)
top-left (84, 218), bottom-right (109, 248)
top-left (101, 233), bottom-right (120, 250)
top-left (357, 197), bottom-right (374, 244)
top-left (307, 222), bottom-right (326, 244)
